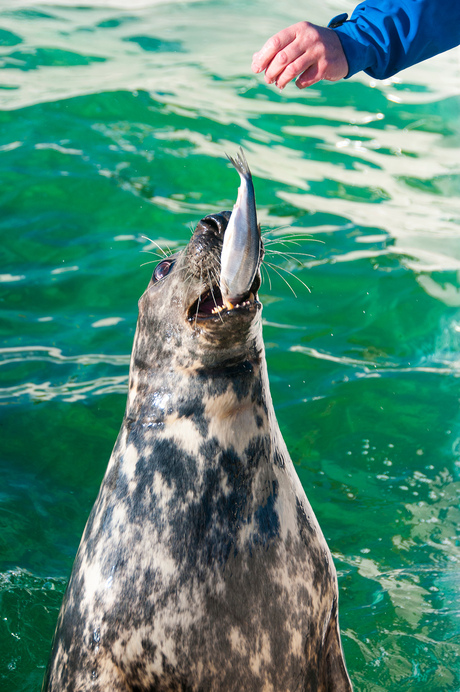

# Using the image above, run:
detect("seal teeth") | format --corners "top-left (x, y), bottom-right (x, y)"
top-left (211, 304), bottom-right (226, 314)
top-left (192, 289), bottom-right (256, 320)
top-left (221, 293), bottom-right (255, 312)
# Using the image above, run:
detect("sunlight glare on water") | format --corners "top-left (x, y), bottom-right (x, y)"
top-left (0, 0), bottom-right (459, 690)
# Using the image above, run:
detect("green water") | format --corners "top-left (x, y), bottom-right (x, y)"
top-left (1, 1), bottom-right (460, 690)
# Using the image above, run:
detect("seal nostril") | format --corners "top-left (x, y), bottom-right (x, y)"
top-left (200, 211), bottom-right (231, 236)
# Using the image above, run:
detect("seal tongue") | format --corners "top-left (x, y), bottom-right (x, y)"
top-left (220, 149), bottom-right (260, 309)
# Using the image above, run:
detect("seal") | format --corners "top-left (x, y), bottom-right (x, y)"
top-left (43, 151), bottom-right (352, 692)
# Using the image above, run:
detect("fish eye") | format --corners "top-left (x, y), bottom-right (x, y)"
top-left (153, 259), bottom-right (175, 282)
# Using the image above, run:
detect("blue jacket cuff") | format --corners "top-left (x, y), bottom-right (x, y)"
top-left (333, 25), bottom-right (376, 79)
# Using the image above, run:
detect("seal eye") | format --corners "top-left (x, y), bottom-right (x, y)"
top-left (153, 260), bottom-right (175, 282)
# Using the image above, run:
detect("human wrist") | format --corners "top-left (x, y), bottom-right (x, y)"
top-left (332, 24), bottom-right (374, 78)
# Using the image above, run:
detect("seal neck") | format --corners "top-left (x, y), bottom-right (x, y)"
top-left (124, 330), bottom-right (269, 428)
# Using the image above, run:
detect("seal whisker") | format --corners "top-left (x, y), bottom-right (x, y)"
top-left (264, 261), bottom-right (298, 297)
top-left (262, 228), bottom-right (323, 239)
top-left (264, 260), bottom-right (312, 296)
top-left (206, 270), bottom-right (217, 307)
top-left (263, 242), bottom-right (325, 253)
top-left (141, 251), bottom-right (166, 257)
top-left (140, 259), bottom-right (164, 267)
top-left (274, 262), bottom-right (312, 293)
top-left (210, 264), bottom-right (221, 290)
top-left (141, 236), bottom-right (170, 258)
top-left (265, 250), bottom-right (316, 263)
top-left (182, 269), bottom-right (195, 287)
top-left (206, 268), bottom-right (224, 323)
top-left (170, 266), bottom-right (191, 279)
top-left (261, 224), bottom-right (291, 237)
top-left (265, 249), bottom-right (317, 256)
top-left (264, 234), bottom-right (325, 244)
top-left (260, 262), bottom-right (272, 292)
top-left (193, 266), bottom-right (204, 327)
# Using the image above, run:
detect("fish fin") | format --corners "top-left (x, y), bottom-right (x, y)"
top-left (226, 147), bottom-right (250, 179)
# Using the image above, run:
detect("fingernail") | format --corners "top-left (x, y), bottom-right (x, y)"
top-left (251, 62), bottom-right (261, 73)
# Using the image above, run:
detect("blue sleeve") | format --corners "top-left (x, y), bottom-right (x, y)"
top-left (331, 0), bottom-right (460, 80)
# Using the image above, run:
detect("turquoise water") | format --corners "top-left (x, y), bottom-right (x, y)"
top-left (1, 1), bottom-right (460, 690)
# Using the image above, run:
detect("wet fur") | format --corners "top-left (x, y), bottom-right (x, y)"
top-left (43, 212), bottom-right (352, 691)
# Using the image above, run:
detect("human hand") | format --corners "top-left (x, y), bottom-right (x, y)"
top-left (251, 21), bottom-right (348, 89)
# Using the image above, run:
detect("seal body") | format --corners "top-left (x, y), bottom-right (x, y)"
top-left (44, 210), bottom-right (352, 691)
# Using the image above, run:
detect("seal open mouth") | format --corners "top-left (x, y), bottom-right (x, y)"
top-left (187, 283), bottom-right (259, 322)
top-left (188, 286), bottom-right (260, 321)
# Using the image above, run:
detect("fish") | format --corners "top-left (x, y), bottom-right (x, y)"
top-left (219, 148), bottom-right (261, 309)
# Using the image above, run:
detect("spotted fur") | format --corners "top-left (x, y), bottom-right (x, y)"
top-left (43, 212), bottom-right (352, 691)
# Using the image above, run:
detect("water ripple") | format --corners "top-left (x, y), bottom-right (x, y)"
top-left (0, 375), bottom-right (128, 403)
top-left (291, 345), bottom-right (460, 377)
top-left (0, 345), bottom-right (130, 368)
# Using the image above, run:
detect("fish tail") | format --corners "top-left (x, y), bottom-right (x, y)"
top-left (226, 147), bottom-right (251, 180)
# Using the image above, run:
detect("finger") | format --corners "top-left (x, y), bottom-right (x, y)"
top-left (251, 26), bottom-right (297, 73)
top-left (295, 63), bottom-right (321, 89)
top-left (264, 41), bottom-right (311, 85)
